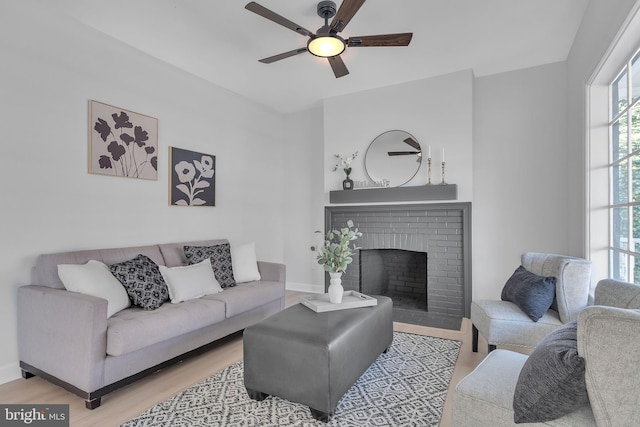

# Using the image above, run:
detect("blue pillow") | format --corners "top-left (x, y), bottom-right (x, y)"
top-left (513, 321), bottom-right (588, 422)
top-left (501, 265), bottom-right (556, 322)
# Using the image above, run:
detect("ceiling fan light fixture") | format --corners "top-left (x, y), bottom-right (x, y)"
top-left (307, 30), bottom-right (346, 58)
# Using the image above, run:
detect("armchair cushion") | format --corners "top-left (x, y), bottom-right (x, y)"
top-left (501, 265), bottom-right (556, 322)
top-left (513, 320), bottom-right (588, 423)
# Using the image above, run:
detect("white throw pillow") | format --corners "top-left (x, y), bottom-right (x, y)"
top-left (58, 260), bottom-right (131, 318)
top-left (159, 258), bottom-right (223, 303)
top-left (230, 241), bottom-right (261, 283)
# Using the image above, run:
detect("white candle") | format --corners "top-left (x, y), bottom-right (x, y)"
top-left (442, 148), bottom-right (445, 163)
top-left (428, 145), bottom-right (432, 158)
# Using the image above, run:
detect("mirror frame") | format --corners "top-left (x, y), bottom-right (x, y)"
top-left (364, 130), bottom-right (422, 187)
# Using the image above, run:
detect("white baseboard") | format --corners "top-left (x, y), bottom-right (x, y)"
top-left (286, 282), bottom-right (323, 294)
top-left (0, 362), bottom-right (21, 385)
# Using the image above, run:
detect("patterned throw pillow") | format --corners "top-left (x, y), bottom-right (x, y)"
top-left (109, 254), bottom-right (169, 310)
top-left (184, 243), bottom-right (236, 288)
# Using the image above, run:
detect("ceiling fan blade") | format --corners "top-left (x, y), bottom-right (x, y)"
top-left (388, 151), bottom-right (421, 156)
top-left (348, 33), bottom-right (413, 47)
top-left (259, 48), bottom-right (308, 64)
top-left (403, 137), bottom-right (420, 150)
top-left (330, 0), bottom-right (366, 33)
top-left (245, 2), bottom-right (314, 37)
top-left (328, 55), bottom-right (349, 78)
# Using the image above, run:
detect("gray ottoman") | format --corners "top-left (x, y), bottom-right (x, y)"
top-left (243, 295), bottom-right (393, 421)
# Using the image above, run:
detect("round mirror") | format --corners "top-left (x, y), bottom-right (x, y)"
top-left (364, 130), bottom-right (422, 187)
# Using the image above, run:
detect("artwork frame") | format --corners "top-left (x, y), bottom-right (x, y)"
top-left (169, 146), bottom-right (216, 207)
top-left (89, 100), bottom-right (158, 180)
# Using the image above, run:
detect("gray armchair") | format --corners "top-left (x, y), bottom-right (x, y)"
top-left (471, 252), bottom-right (591, 353)
top-left (453, 279), bottom-right (640, 426)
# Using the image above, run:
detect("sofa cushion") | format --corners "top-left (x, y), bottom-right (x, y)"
top-left (513, 321), bottom-right (588, 423)
top-left (501, 265), bottom-right (556, 322)
top-left (106, 297), bottom-right (226, 356)
top-left (206, 280), bottom-right (284, 318)
top-left (231, 241), bottom-right (261, 283)
top-left (184, 243), bottom-right (236, 288)
top-left (58, 260), bottom-right (131, 318)
top-left (109, 254), bottom-right (169, 310)
top-left (159, 258), bottom-right (223, 303)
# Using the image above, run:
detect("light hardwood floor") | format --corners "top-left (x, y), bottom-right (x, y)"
top-left (0, 292), bottom-right (489, 426)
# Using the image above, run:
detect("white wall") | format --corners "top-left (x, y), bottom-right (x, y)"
top-left (473, 62), bottom-right (570, 299)
top-left (282, 107), bottom-right (326, 292)
top-left (323, 70), bottom-right (475, 200)
top-left (0, 3), bottom-right (285, 383)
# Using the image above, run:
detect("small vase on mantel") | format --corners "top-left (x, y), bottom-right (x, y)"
top-left (342, 177), bottom-right (354, 190)
top-left (328, 271), bottom-right (344, 303)
top-left (342, 167), bottom-right (354, 190)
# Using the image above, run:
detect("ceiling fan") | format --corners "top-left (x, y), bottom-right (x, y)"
top-left (388, 137), bottom-right (422, 161)
top-left (245, 0), bottom-right (413, 78)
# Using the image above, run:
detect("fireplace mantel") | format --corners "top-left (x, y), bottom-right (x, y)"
top-left (329, 184), bottom-right (457, 204)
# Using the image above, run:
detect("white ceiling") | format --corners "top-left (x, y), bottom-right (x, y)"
top-left (51, 0), bottom-right (589, 113)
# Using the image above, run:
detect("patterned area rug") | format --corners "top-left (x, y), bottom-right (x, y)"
top-left (121, 332), bottom-right (461, 426)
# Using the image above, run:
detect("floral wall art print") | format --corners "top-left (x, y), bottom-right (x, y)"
top-left (169, 147), bottom-right (216, 206)
top-left (89, 100), bottom-right (158, 180)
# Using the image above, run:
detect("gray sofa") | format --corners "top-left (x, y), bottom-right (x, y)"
top-left (17, 239), bottom-right (286, 409)
top-left (453, 278), bottom-right (640, 426)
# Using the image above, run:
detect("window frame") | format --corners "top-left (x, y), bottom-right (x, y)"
top-left (608, 50), bottom-right (640, 283)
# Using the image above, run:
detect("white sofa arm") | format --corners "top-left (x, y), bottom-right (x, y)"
top-left (578, 305), bottom-right (640, 427)
top-left (18, 285), bottom-right (108, 394)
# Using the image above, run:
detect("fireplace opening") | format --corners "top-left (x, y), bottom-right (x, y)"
top-left (359, 249), bottom-right (427, 312)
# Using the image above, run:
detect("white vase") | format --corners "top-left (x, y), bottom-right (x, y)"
top-left (328, 271), bottom-right (344, 304)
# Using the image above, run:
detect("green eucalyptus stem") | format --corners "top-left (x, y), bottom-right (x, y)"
top-left (310, 219), bottom-right (362, 273)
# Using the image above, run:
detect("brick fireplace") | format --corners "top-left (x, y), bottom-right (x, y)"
top-left (325, 203), bottom-right (471, 319)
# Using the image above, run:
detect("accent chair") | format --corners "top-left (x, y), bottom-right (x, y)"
top-left (471, 252), bottom-right (592, 353)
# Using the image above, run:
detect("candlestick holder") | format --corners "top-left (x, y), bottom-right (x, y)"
top-left (440, 161), bottom-right (447, 185)
top-left (427, 157), bottom-right (432, 185)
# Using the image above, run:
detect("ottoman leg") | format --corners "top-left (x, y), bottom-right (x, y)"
top-left (246, 388), bottom-right (269, 401)
top-left (310, 408), bottom-right (332, 422)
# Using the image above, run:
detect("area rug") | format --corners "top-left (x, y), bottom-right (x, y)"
top-left (121, 332), bottom-right (461, 426)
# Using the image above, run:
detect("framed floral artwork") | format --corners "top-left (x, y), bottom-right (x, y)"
top-left (169, 146), bottom-right (216, 206)
top-left (89, 100), bottom-right (158, 180)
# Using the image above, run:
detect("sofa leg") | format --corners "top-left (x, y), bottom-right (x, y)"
top-left (85, 397), bottom-right (101, 410)
top-left (472, 324), bottom-right (479, 352)
top-left (21, 369), bottom-right (35, 380)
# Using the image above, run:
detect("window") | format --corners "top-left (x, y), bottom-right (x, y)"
top-left (609, 49), bottom-right (640, 283)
